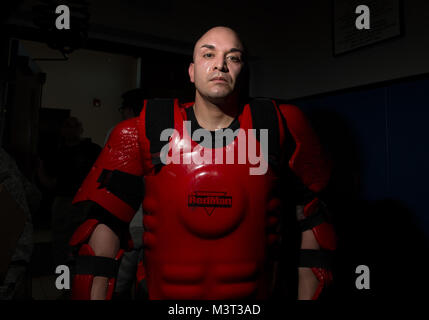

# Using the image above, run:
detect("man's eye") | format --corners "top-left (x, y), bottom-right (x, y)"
top-left (203, 53), bottom-right (214, 58)
top-left (227, 55), bottom-right (241, 63)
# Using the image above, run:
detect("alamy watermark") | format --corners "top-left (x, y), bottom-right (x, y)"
top-left (159, 121), bottom-right (269, 175)
top-left (55, 5), bottom-right (70, 30)
top-left (55, 265), bottom-right (70, 290)
top-left (355, 265), bottom-right (370, 290)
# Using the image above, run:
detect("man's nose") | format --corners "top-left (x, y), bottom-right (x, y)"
top-left (214, 56), bottom-right (228, 72)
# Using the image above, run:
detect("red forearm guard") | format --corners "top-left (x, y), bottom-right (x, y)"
top-left (69, 219), bottom-right (124, 300)
top-left (278, 104), bottom-right (337, 300)
top-left (311, 267), bottom-right (333, 300)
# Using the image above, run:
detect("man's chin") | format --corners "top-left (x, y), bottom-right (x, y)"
top-left (196, 88), bottom-right (236, 104)
top-left (208, 89), bottom-right (233, 100)
top-left (206, 94), bottom-right (231, 104)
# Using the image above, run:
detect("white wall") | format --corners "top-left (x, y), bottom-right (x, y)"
top-left (20, 40), bottom-right (138, 146)
top-left (249, 1), bottom-right (429, 100)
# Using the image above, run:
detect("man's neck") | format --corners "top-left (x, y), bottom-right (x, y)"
top-left (193, 92), bottom-right (239, 131)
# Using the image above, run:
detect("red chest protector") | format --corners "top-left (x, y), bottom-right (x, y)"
top-left (140, 99), bottom-right (285, 299)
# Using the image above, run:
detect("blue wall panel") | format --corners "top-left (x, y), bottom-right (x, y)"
top-left (287, 77), bottom-right (429, 298)
top-left (388, 79), bottom-right (429, 233)
top-left (291, 79), bottom-right (429, 237)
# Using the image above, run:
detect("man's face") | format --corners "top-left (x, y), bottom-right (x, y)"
top-left (189, 27), bottom-right (244, 102)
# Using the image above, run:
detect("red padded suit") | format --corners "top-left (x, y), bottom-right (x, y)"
top-left (70, 99), bottom-right (335, 300)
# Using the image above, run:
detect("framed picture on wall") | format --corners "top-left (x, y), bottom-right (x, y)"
top-left (333, 0), bottom-right (403, 56)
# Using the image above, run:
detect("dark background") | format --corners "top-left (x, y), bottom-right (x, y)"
top-left (1, 0), bottom-right (428, 302)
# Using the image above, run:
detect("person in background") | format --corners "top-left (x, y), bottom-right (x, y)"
top-left (38, 117), bottom-right (101, 268)
top-left (0, 147), bottom-right (41, 300)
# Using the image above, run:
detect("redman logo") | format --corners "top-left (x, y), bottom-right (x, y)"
top-left (188, 191), bottom-right (232, 216)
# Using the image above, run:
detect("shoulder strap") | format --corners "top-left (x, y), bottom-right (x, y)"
top-left (249, 98), bottom-right (282, 167)
top-left (144, 98), bottom-right (176, 164)
top-left (249, 98), bottom-right (296, 172)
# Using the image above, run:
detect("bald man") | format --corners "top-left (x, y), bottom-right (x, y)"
top-left (68, 26), bottom-right (336, 301)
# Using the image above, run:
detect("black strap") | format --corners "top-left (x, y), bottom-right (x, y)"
top-left (249, 99), bottom-right (297, 173)
top-left (298, 249), bottom-right (333, 270)
top-left (75, 255), bottom-right (119, 278)
top-left (97, 169), bottom-right (144, 211)
top-left (145, 99), bottom-right (175, 165)
top-left (299, 208), bottom-right (326, 231)
top-left (249, 99), bottom-right (280, 166)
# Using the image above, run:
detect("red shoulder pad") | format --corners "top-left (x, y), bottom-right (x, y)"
top-left (72, 118), bottom-right (144, 222)
top-left (278, 104), bottom-right (332, 193)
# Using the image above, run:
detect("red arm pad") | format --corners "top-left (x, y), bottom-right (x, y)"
top-left (279, 104), bottom-right (336, 249)
top-left (278, 104), bottom-right (332, 193)
top-left (72, 118), bottom-right (145, 223)
top-left (70, 243), bottom-right (124, 300)
top-left (69, 218), bottom-right (125, 300)
top-left (71, 244), bottom-right (95, 300)
top-left (279, 104), bottom-right (337, 300)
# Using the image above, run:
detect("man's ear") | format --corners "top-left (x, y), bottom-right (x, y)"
top-left (188, 62), bottom-right (195, 83)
